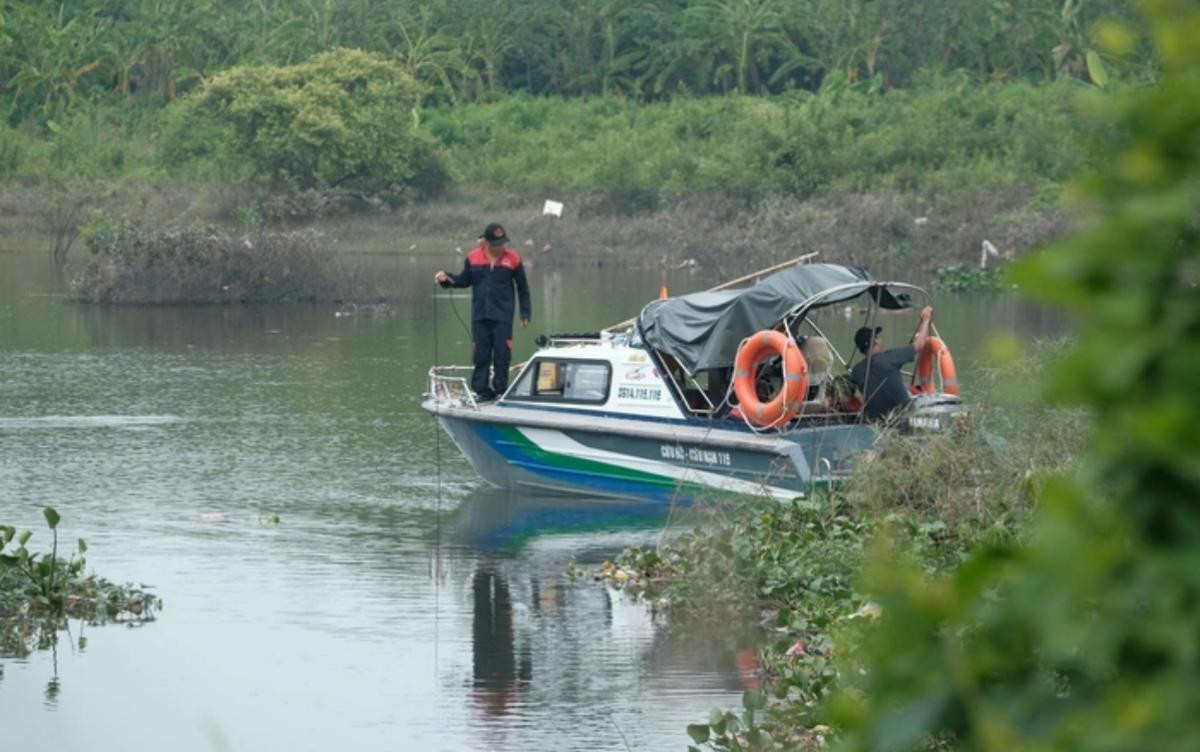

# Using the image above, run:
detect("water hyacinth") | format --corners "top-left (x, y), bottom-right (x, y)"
top-left (1, 508), bottom-right (161, 659)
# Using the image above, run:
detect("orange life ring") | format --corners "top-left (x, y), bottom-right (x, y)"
top-left (915, 337), bottom-right (959, 395)
top-left (732, 330), bottom-right (809, 427)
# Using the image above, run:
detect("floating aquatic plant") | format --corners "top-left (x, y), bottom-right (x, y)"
top-left (1, 507), bottom-right (161, 658)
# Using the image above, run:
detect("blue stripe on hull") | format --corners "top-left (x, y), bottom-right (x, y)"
top-left (474, 422), bottom-right (687, 502)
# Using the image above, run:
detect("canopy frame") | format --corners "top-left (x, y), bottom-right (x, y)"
top-left (782, 281), bottom-right (934, 371)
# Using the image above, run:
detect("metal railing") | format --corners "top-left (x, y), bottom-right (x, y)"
top-left (427, 366), bottom-right (479, 410)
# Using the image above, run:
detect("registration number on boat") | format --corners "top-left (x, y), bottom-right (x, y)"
top-left (660, 445), bottom-right (732, 466)
top-left (617, 386), bottom-right (662, 401)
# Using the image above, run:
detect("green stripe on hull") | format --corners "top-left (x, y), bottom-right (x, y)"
top-left (493, 424), bottom-right (707, 494)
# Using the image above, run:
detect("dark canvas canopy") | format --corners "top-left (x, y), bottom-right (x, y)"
top-left (637, 263), bottom-right (908, 374)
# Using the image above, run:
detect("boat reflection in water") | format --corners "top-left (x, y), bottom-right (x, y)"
top-left (471, 564), bottom-right (532, 718)
top-left (450, 487), bottom-right (754, 740)
top-left (448, 486), bottom-right (671, 555)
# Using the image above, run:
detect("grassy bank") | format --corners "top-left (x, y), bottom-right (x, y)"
top-left (2, 181), bottom-right (1065, 293)
top-left (3, 78), bottom-right (1107, 205)
top-left (425, 78), bottom-right (1103, 208)
top-left (0, 79), bottom-right (1113, 296)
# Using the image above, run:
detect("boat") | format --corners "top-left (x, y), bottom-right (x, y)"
top-left (423, 261), bottom-right (966, 502)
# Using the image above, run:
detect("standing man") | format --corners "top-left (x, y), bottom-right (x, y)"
top-left (849, 306), bottom-right (933, 422)
top-left (435, 223), bottom-right (531, 401)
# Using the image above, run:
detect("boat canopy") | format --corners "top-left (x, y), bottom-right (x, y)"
top-left (637, 263), bottom-right (910, 374)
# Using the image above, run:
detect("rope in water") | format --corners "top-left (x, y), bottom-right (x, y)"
top-left (431, 286), bottom-right (442, 674)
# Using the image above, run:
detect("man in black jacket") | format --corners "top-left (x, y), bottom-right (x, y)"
top-left (850, 305), bottom-right (933, 422)
top-left (435, 223), bottom-right (532, 401)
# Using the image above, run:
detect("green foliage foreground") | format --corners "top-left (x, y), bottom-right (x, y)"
top-left (831, 3), bottom-right (1200, 750)
top-left (1, 508), bottom-right (161, 659)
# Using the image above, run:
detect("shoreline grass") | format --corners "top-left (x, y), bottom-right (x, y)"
top-left (596, 343), bottom-right (1086, 748)
top-left (1, 181), bottom-right (1070, 296)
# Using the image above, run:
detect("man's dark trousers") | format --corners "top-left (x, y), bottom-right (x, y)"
top-left (472, 318), bottom-right (513, 398)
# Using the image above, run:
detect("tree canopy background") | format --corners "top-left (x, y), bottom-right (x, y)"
top-left (0, 0), bottom-right (1146, 124)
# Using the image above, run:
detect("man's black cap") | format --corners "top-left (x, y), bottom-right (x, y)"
top-left (480, 223), bottom-right (508, 243)
top-left (854, 326), bottom-right (882, 354)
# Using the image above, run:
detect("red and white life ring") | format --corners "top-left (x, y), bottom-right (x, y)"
top-left (915, 337), bottom-right (958, 395)
top-left (732, 330), bottom-right (809, 427)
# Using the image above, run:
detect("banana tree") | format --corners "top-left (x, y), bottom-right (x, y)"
top-left (4, 3), bottom-right (109, 122)
top-left (1051, 0), bottom-right (1133, 86)
top-left (382, 6), bottom-right (468, 104)
top-left (682, 0), bottom-right (791, 94)
top-left (460, 18), bottom-right (515, 100)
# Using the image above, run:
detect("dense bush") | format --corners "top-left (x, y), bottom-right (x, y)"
top-left (6, 73), bottom-right (1113, 227)
top-left (160, 49), bottom-right (451, 195)
top-left (71, 219), bottom-right (348, 304)
top-left (931, 264), bottom-right (1004, 292)
top-left (0, 106), bottom-right (160, 184)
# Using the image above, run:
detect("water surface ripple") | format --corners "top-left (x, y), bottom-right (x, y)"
top-left (0, 250), bottom-right (1065, 751)
top-left (0, 259), bottom-right (757, 752)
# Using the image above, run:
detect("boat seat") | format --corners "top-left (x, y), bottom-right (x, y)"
top-left (802, 336), bottom-right (833, 377)
top-left (796, 399), bottom-right (832, 416)
top-left (684, 388), bottom-right (710, 410)
top-left (801, 336), bottom-right (833, 404)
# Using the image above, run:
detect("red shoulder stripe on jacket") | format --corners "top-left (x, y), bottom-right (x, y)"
top-left (466, 244), bottom-right (490, 264)
top-left (498, 249), bottom-right (522, 269)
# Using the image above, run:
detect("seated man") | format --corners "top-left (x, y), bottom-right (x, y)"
top-left (849, 306), bottom-right (933, 422)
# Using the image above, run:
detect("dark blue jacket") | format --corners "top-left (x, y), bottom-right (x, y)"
top-left (849, 345), bottom-right (915, 421)
top-left (441, 243), bottom-right (532, 323)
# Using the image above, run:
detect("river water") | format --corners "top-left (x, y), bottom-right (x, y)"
top-left (0, 233), bottom-right (1064, 751)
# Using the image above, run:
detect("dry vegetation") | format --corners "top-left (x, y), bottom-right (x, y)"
top-left (69, 225), bottom-right (353, 304)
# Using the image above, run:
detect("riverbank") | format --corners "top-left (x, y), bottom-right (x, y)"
top-left (2, 80), bottom-right (1105, 291)
top-left (599, 346), bottom-right (1088, 748)
top-left (1, 181), bottom-right (1066, 296)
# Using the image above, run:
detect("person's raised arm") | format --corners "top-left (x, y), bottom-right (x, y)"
top-left (912, 306), bottom-right (933, 353)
